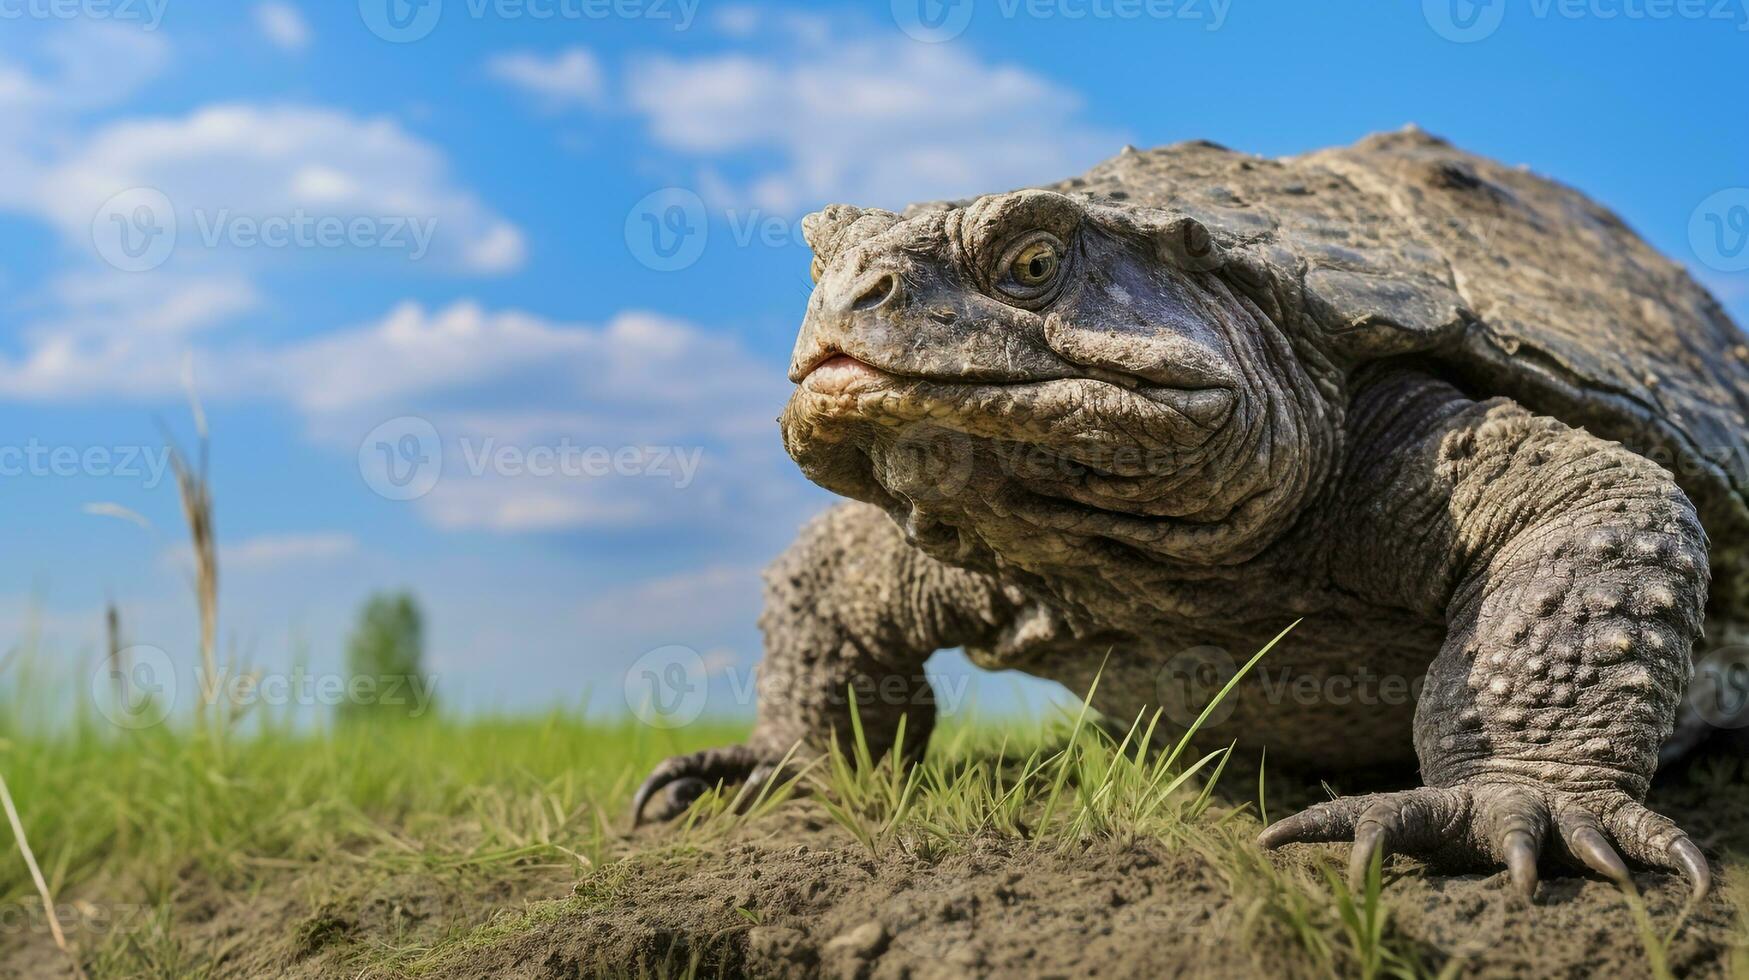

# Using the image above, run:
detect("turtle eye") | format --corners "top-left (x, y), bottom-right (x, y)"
top-left (994, 232), bottom-right (1066, 304)
top-left (809, 256), bottom-right (825, 283)
top-left (1011, 241), bottom-right (1058, 286)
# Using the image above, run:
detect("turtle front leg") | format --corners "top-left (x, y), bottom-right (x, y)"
top-left (1263, 374), bottom-right (1712, 900)
top-left (632, 501), bottom-right (1021, 825)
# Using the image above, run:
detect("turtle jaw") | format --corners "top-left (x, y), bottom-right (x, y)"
top-left (779, 367), bottom-right (1245, 530)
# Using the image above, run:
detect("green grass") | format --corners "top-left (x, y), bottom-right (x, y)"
top-left (0, 711), bottom-right (747, 908)
top-left (0, 691), bottom-right (1418, 977)
top-left (2, 635), bottom-right (1741, 978)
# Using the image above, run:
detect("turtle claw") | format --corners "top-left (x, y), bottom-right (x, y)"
top-left (1502, 829), bottom-right (1540, 901)
top-left (1259, 781), bottom-right (1713, 903)
top-left (630, 745), bottom-right (769, 826)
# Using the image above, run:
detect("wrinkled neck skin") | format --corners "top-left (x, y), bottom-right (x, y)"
top-left (780, 259), bottom-right (1343, 629)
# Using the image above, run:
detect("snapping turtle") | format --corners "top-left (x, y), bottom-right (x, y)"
top-left (634, 127), bottom-right (1749, 900)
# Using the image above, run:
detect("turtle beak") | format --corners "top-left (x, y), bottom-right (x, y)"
top-left (790, 259), bottom-right (906, 384)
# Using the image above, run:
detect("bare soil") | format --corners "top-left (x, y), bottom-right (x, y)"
top-left (5, 758), bottom-right (1747, 978)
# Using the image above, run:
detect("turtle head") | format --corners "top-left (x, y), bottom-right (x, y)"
top-left (782, 189), bottom-right (1339, 567)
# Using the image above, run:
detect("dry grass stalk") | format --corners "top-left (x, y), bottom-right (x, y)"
top-left (104, 602), bottom-right (129, 708)
top-left (0, 770), bottom-right (85, 979)
top-left (165, 440), bottom-right (219, 724)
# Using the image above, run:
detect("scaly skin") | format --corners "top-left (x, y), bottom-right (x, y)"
top-left (631, 502), bottom-right (1023, 824)
top-left (1260, 369), bottom-right (1711, 898)
top-left (632, 134), bottom-right (1744, 901)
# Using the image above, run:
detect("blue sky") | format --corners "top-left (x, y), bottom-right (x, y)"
top-left (2, 0), bottom-right (1746, 724)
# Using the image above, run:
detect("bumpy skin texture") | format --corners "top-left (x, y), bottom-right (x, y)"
top-left (633, 130), bottom-right (1749, 901)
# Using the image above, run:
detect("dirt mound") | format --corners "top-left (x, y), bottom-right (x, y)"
top-left (435, 812), bottom-right (1740, 979)
top-left (5, 755), bottom-right (1745, 978)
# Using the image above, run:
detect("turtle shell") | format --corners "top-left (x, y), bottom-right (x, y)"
top-left (1033, 129), bottom-right (1749, 570)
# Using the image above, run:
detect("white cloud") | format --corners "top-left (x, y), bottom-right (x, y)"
top-left (463, 221), bottom-right (528, 273)
top-left (1, 299), bottom-right (785, 419)
top-left (25, 103), bottom-right (525, 275)
top-left (159, 532), bottom-right (358, 574)
top-left (262, 303), bottom-right (790, 534)
top-left (419, 481), bottom-right (653, 532)
top-left (0, 299), bottom-right (804, 534)
top-left (225, 532), bottom-right (357, 568)
top-left (621, 29), bottom-right (1123, 212)
top-left (48, 272), bottom-right (260, 336)
top-left (0, 22), bottom-right (170, 119)
top-left (0, 23), bottom-right (172, 205)
top-left (0, 29), bottom-right (529, 409)
top-left (254, 2), bottom-right (312, 53)
top-left (0, 273), bottom-right (262, 400)
top-left (705, 5), bottom-right (832, 45)
top-left (486, 47), bottom-right (605, 110)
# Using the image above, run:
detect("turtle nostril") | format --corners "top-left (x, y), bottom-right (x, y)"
top-left (851, 271), bottom-right (899, 312)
